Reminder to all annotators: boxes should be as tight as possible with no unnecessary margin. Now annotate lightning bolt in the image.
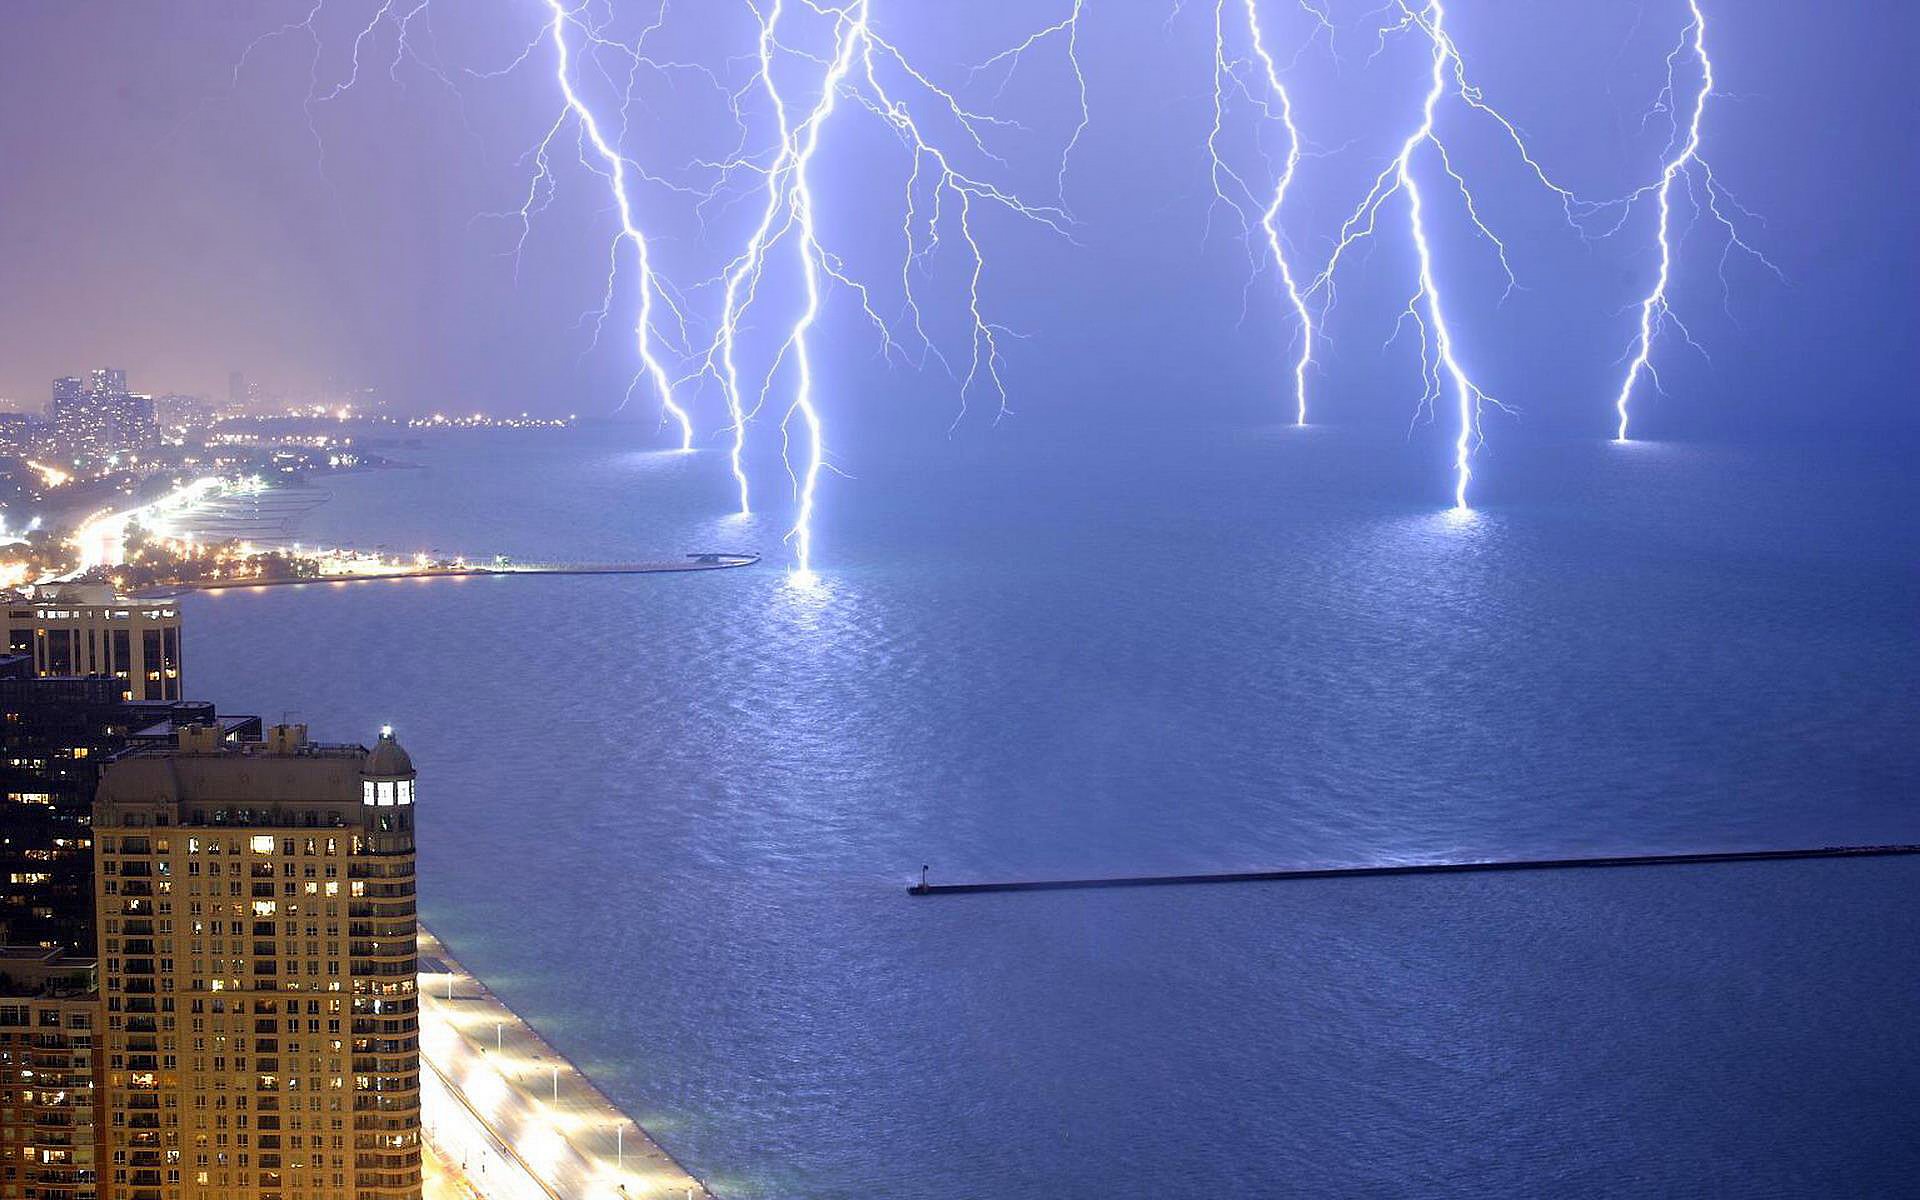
[540,0,694,450]
[1200,1,1330,426]
[1610,0,1779,442]
[1242,1,1316,427]
[769,0,864,585]
[1304,0,1606,509]
[689,0,1083,579]
[224,0,704,445]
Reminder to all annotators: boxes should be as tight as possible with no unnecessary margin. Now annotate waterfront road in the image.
[417,928,717,1200]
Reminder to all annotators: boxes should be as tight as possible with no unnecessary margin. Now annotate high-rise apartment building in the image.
[3,587,183,703]
[92,724,421,1200]
[0,947,102,1200]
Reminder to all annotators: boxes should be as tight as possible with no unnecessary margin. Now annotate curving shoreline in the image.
[146,554,760,595]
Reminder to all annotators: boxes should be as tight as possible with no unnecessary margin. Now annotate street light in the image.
[551,1065,560,1102]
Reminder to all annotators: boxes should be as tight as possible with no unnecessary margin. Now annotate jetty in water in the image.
[169,552,759,593]
[906,843,1920,897]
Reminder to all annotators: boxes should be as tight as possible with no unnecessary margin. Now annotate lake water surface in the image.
[186,424,1920,1198]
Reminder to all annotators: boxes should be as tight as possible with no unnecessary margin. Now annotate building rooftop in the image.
[1,583,175,610]
[0,946,96,999]
[366,727,414,777]
[101,723,413,810]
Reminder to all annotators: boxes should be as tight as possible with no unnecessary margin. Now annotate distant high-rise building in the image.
[47,372,154,457]
[3,586,183,702]
[152,395,210,436]
[93,725,423,1200]
[49,379,88,451]
[119,395,157,450]
[227,373,247,410]
[50,378,85,415]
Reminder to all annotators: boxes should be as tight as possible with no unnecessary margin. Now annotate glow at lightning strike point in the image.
[1612,0,1710,443]
[1241,0,1314,426]
[1404,2,1479,511]
[541,0,693,450]
[703,0,1079,577]
[1309,0,1534,511]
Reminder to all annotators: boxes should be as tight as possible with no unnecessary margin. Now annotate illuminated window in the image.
[249,837,274,855]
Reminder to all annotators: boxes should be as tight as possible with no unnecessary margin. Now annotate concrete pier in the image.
[907,843,1920,897]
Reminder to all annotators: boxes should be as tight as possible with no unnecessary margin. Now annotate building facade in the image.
[3,588,182,703]
[92,725,420,1200]
[0,947,102,1200]
[0,653,260,955]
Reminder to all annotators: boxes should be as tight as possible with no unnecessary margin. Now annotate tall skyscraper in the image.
[92,725,421,1200]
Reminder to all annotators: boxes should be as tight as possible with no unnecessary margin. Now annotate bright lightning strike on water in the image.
[1302,0,1616,510]
[690,0,1084,579]
[1202,1,1329,425]
[219,0,1779,557]
[1610,0,1780,443]
[539,0,694,450]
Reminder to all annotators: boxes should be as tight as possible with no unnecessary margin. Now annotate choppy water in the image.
[187,425,1920,1198]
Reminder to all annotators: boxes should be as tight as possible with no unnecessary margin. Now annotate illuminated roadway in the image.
[416,928,714,1200]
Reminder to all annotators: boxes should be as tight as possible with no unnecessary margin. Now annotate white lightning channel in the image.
[1309,0,1586,509]
[689,0,1081,577]
[542,0,693,449]
[1609,1,1777,441]
[1242,0,1314,426]
[776,1,864,584]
